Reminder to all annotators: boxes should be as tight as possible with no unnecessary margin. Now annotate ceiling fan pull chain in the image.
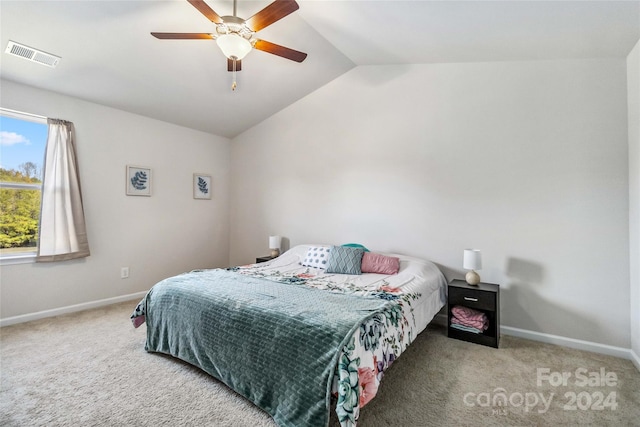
[231,58,238,91]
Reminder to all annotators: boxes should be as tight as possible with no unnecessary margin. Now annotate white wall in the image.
[230,59,630,348]
[0,79,231,319]
[628,41,640,361]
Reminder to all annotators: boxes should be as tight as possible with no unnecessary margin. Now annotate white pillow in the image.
[300,246,331,269]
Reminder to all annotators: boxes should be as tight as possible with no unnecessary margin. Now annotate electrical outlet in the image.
[121,267,129,279]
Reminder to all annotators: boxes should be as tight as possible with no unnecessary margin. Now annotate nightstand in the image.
[256,255,277,264]
[448,279,500,348]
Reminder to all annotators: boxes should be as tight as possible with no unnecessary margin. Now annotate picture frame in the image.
[126,165,152,196]
[193,173,212,199]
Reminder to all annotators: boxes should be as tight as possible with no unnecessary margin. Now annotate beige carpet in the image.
[1,301,639,427]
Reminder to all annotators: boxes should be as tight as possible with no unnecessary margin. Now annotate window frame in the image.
[0,108,47,265]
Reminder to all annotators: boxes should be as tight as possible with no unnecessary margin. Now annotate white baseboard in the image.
[435,317,637,371]
[4,296,640,374]
[501,325,637,367]
[0,291,146,327]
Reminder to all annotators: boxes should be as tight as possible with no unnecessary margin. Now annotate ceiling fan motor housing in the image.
[216,16,254,41]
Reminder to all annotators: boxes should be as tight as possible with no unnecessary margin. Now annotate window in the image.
[0,109,48,262]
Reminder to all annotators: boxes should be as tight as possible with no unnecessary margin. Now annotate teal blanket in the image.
[144,269,391,427]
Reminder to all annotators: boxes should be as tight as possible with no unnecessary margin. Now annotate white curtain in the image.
[36,119,90,262]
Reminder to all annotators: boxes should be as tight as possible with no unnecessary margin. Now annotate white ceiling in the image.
[1,1,639,138]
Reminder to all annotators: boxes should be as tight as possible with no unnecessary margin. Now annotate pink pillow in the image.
[361,252,400,275]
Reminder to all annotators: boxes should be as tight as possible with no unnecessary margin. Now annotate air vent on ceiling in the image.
[5,41,61,68]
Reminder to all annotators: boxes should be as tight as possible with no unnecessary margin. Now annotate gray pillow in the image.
[325,246,364,275]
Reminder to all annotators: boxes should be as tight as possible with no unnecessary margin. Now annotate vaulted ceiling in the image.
[1,1,638,138]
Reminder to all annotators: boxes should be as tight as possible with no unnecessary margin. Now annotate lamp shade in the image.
[463,249,482,270]
[269,235,282,250]
[216,34,252,60]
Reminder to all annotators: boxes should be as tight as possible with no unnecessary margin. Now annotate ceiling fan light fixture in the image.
[216,33,252,60]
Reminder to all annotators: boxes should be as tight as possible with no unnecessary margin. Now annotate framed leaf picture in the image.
[126,165,151,196]
[193,173,212,199]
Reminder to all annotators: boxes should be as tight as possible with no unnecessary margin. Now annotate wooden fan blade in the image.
[187,0,224,24]
[151,32,214,39]
[254,39,307,63]
[246,0,299,32]
[227,58,242,72]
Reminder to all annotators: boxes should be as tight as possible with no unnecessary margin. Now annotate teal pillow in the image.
[341,243,370,252]
[326,246,365,275]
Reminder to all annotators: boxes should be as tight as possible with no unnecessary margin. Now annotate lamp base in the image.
[465,270,480,286]
[270,248,280,258]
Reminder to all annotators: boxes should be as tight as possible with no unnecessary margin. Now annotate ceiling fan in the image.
[151,0,307,90]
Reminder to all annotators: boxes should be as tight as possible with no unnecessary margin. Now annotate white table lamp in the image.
[463,249,482,285]
[269,235,282,258]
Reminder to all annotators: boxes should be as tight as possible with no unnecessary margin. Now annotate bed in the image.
[131,244,447,427]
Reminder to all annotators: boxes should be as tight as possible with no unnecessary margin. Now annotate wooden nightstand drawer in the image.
[448,286,495,311]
